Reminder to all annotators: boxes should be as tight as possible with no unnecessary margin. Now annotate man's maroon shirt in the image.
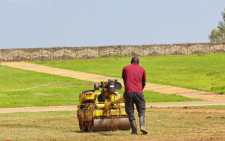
[122,63,146,94]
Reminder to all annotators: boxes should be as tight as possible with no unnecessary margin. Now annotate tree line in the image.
[209,8,225,42]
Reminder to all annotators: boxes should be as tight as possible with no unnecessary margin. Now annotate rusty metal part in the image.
[87,120,94,132]
[79,121,88,132]
[77,110,93,121]
[91,117,130,132]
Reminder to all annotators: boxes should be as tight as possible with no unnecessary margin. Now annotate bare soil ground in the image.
[1,108,225,141]
[147,108,225,115]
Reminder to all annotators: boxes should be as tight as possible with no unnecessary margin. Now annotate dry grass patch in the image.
[147,108,225,114]
[0,107,225,141]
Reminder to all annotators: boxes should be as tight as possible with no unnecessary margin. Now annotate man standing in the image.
[122,57,148,135]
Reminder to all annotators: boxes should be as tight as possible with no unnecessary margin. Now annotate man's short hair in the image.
[131,57,139,64]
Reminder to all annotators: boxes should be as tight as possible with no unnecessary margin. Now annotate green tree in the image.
[209,28,223,42]
[209,8,225,42]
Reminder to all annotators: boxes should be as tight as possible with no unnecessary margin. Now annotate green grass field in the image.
[33,53,225,94]
[0,65,94,108]
[1,106,225,141]
[0,65,195,108]
[1,53,225,140]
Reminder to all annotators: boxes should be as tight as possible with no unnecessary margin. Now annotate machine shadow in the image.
[65,130,114,136]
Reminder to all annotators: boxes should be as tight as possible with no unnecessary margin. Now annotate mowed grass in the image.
[1,106,225,141]
[33,53,225,94]
[0,65,94,108]
[0,65,196,108]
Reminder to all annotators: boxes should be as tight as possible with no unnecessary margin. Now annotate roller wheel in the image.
[87,121,94,132]
[79,121,88,132]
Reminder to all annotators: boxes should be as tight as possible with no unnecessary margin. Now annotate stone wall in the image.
[0,43,225,62]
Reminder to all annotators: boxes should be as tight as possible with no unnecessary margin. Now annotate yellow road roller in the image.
[77,79,130,132]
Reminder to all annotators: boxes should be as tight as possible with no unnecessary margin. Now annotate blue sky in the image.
[0,0,225,49]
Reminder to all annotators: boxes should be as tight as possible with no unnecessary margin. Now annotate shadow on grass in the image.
[65,130,114,136]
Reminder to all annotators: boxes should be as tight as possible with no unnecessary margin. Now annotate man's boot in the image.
[139,116,148,134]
[129,120,138,134]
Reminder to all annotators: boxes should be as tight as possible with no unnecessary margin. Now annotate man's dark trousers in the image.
[124,92,146,121]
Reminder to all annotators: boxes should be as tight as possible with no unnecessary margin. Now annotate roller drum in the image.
[92,117,130,132]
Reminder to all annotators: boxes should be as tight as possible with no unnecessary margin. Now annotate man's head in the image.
[131,57,139,65]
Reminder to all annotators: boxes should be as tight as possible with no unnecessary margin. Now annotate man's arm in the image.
[142,70,146,90]
[122,68,126,86]
[142,79,146,90]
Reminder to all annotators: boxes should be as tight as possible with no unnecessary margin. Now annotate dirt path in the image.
[1,62,225,113]
[1,101,225,113]
[0,106,76,113]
